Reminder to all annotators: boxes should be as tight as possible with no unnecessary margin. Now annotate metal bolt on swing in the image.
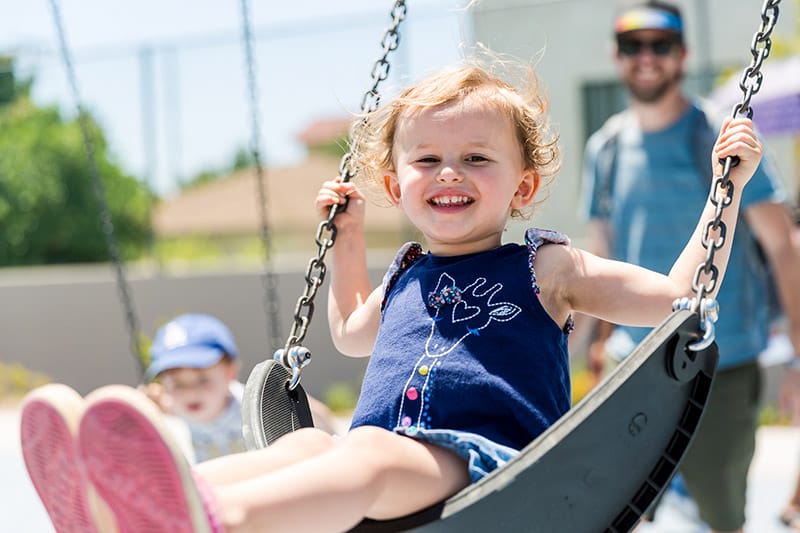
[673,297,719,352]
[273,346,312,391]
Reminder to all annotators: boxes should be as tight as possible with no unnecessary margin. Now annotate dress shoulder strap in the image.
[524,228,573,334]
[381,242,425,311]
[524,228,570,295]
[524,228,570,251]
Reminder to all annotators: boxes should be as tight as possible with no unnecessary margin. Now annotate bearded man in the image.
[580,2,800,532]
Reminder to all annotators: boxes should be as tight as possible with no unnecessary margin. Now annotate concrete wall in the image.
[0,262,385,400]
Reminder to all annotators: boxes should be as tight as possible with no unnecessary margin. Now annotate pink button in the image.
[406,387,419,401]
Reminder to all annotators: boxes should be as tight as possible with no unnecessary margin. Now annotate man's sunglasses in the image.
[617,37,680,57]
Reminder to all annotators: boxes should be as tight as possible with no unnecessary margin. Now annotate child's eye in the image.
[416,156,440,164]
[465,155,489,163]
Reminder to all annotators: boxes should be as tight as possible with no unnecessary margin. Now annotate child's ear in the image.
[382,172,402,206]
[225,359,240,381]
[511,169,540,209]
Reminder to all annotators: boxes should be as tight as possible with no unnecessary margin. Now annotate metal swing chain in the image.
[48,0,145,377]
[239,0,283,352]
[679,0,780,351]
[277,1,407,388]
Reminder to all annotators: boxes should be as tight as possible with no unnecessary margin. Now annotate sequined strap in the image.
[524,227,574,334]
[381,242,424,311]
[524,227,570,251]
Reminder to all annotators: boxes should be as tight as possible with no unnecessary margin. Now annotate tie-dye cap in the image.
[614,1,684,39]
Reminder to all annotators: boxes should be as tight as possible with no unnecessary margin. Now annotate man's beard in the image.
[625,70,684,104]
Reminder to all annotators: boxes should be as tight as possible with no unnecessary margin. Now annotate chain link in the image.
[239,0,283,351]
[280,1,406,382]
[691,0,780,307]
[735,0,780,119]
[48,0,145,379]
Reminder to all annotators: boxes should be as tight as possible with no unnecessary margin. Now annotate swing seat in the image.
[350,308,718,532]
[242,360,314,448]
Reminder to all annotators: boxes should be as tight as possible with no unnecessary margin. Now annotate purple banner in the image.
[750,93,800,136]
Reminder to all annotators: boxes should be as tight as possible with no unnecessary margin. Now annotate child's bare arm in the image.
[544,118,763,327]
[315,179,382,356]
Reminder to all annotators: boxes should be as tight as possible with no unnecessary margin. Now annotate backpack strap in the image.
[688,100,724,188]
[594,111,630,219]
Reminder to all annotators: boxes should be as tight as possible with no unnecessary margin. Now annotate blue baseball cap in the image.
[146,313,239,380]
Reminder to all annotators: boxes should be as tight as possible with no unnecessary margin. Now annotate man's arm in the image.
[746,200,800,423]
[746,201,800,355]
[586,219,613,258]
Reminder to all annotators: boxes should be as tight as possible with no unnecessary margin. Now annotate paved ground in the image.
[2,406,798,532]
[640,425,799,533]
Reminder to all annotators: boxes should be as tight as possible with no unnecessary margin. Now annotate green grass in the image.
[323,381,360,415]
[0,362,51,402]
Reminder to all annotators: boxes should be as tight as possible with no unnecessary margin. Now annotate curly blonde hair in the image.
[350,59,560,219]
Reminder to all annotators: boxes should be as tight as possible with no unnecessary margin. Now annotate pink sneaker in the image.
[20,384,99,533]
[78,385,224,533]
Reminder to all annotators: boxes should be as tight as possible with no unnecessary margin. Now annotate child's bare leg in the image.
[781,469,800,528]
[790,470,800,507]
[195,427,336,485]
[216,426,470,533]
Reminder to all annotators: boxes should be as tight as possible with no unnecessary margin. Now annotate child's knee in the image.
[342,427,406,468]
[290,427,336,454]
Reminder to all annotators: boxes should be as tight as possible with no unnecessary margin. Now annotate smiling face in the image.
[615,29,686,103]
[383,97,538,256]
[159,359,238,424]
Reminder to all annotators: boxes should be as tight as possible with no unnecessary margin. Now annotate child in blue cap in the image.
[145,313,338,461]
[19,313,338,532]
[143,313,247,463]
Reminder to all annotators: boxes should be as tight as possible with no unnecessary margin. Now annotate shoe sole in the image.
[78,385,212,533]
[20,384,99,533]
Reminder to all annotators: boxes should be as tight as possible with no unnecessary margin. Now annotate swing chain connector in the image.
[673,297,719,352]
[273,346,312,391]
[691,0,780,321]
[48,0,146,379]
[278,2,407,385]
[239,0,284,351]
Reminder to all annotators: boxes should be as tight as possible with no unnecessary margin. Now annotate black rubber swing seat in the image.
[349,308,718,532]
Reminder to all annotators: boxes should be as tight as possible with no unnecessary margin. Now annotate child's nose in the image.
[436,165,463,183]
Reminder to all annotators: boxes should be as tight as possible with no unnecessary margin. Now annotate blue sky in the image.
[0,1,470,195]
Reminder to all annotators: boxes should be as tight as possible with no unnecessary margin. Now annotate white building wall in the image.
[470,0,798,245]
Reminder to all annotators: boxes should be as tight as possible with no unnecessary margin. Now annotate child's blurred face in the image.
[159,360,237,424]
[385,97,537,256]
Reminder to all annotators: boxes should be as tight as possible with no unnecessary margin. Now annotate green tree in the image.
[0,71,152,265]
[0,56,16,105]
